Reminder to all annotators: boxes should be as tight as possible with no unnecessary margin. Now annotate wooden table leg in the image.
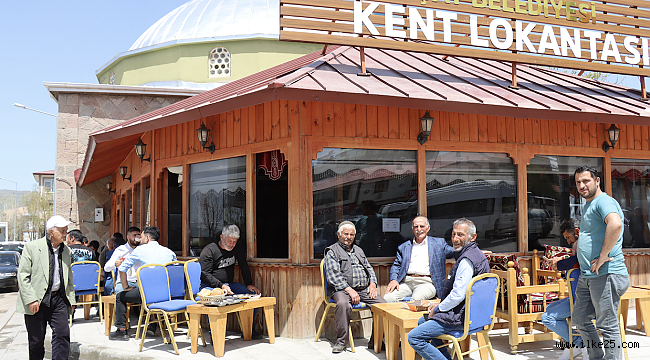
[621,299,630,329]
[373,313,384,354]
[239,309,254,341]
[209,314,228,357]
[104,301,114,336]
[400,327,416,360]
[263,305,275,344]
[189,312,199,354]
[637,297,650,336]
[460,336,470,353]
[84,295,92,320]
[386,322,399,360]
[636,299,643,331]
[477,333,489,360]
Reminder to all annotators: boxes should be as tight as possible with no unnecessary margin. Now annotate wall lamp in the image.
[119,166,131,183]
[106,182,116,194]
[196,123,216,154]
[417,110,435,145]
[602,124,620,153]
[134,139,151,163]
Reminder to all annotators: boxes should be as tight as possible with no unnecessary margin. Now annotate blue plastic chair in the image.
[70,261,103,325]
[136,264,201,355]
[435,273,500,360]
[184,258,201,301]
[166,261,187,300]
[314,259,371,353]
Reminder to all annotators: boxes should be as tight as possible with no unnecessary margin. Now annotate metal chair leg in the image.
[348,325,355,353]
[139,311,152,352]
[314,306,331,341]
[163,312,179,355]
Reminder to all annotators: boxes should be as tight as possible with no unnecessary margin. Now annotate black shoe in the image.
[332,343,346,353]
[109,329,129,341]
[146,324,157,337]
[251,330,262,340]
[368,339,385,350]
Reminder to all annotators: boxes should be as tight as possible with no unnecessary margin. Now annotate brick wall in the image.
[55,92,188,246]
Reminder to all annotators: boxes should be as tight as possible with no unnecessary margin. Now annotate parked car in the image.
[0,241,25,254]
[0,251,20,291]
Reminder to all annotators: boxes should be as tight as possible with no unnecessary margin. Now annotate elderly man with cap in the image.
[16,215,76,360]
[324,221,386,353]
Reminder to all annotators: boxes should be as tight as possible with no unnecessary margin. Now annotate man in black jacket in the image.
[199,224,260,296]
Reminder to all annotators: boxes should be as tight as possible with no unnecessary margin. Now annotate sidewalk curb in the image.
[44,338,158,360]
[0,303,17,332]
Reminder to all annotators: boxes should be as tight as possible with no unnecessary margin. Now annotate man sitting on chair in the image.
[542,218,589,360]
[408,218,489,360]
[324,221,386,354]
[384,216,455,302]
[109,226,176,341]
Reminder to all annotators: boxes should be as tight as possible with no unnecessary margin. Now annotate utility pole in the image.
[0,178,18,241]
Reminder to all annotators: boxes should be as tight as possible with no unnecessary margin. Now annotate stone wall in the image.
[55,92,188,246]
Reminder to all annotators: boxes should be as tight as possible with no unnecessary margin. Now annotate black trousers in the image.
[115,287,142,329]
[24,291,70,360]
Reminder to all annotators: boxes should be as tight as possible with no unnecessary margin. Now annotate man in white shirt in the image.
[384,216,455,302]
[104,227,140,294]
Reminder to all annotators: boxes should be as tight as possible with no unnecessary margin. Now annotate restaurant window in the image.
[126,190,132,227]
[167,167,183,254]
[611,158,650,249]
[189,156,246,257]
[527,155,603,251]
[425,152,517,252]
[312,148,417,258]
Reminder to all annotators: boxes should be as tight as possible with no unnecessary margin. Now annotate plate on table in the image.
[203,298,247,307]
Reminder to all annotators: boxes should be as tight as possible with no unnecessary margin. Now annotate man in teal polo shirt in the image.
[572,166,629,360]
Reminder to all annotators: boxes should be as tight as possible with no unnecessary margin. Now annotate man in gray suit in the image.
[17,215,76,360]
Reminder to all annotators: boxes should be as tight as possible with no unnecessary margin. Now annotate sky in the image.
[0,1,182,192]
[0,1,647,192]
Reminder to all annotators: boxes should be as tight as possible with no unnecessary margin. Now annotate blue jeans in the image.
[542,298,584,347]
[408,316,464,360]
[104,275,114,296]
[573,274,629,360]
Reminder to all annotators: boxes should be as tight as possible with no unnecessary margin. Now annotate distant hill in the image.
[0,189,31,208]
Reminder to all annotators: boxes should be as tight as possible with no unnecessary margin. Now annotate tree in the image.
[21,187,53,240]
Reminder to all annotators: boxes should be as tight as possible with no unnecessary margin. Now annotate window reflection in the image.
[425,152,517,252]
[527,155,603,251]
[312,148,417,258]
[189,157,246,256]
[611,158,650,248]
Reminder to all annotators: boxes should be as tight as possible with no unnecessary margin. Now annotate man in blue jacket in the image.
[384,216,455,302]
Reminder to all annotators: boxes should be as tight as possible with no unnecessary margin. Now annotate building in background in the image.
[32,170,54,195]
[48,0,321,243]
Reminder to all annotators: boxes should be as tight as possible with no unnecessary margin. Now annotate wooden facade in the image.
[107,99,650,338]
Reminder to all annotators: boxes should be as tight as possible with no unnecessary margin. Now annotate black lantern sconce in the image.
[602,124,620,153]
[134,139,151,163]
[417,111,435,145]
[196,123,215,154]
[106,182,116,194]
[119,166,131,183]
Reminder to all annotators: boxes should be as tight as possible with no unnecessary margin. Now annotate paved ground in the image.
[0,290,648,360]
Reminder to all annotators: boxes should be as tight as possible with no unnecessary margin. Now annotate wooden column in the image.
[288,100,304,264]
[246,150,256,259]
[417,143,427,216]
[514,150,530,255]
[181,161,189,257]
